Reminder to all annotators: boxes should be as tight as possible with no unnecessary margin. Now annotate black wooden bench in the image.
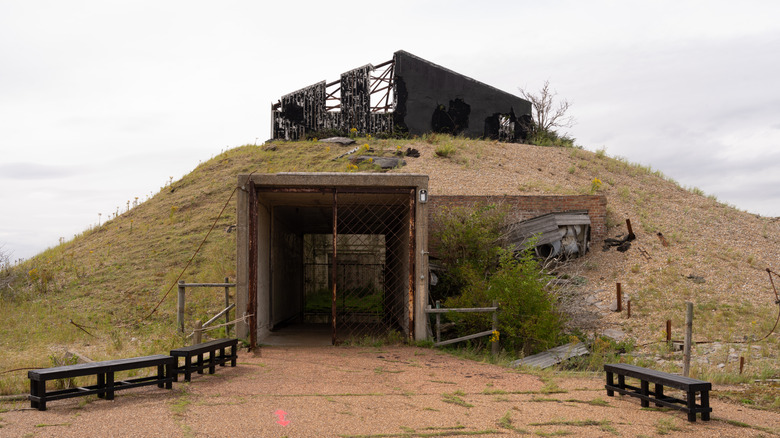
[28,354,175,411]
[604,363,711,422]
[170,338,238,382]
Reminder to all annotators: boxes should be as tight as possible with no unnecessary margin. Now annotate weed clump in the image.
[431,205,565,355]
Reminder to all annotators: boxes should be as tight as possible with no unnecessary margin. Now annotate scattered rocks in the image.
[405,148,420,158]
[354,156,406,169]
[684,274,706,284]
[602,328,626,341]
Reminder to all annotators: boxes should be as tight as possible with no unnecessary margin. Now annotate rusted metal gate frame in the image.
[248,185,416,346]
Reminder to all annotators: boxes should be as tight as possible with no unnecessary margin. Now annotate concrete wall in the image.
[271,210,303,327]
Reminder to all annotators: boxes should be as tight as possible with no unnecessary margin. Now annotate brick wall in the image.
[428,195,608,242]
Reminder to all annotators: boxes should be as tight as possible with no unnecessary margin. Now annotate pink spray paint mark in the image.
[274,409,291,426]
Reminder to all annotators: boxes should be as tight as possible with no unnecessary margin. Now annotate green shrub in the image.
[447,249,564,355]
[527,130,576,148]
[430,205,507,301]
[431,205,565,355]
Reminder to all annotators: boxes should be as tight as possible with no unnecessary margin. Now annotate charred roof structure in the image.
[272,50,532,142]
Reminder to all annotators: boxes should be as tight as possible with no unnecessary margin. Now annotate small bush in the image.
[527,130,576,148]
[435,142,457,158]
[430,205,507,301]
[431,205,565,355]
[447,250,565,355]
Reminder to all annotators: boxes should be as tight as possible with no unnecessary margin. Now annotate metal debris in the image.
[506,211,591,259]
[509,342,589,369]
[319,137,356,145]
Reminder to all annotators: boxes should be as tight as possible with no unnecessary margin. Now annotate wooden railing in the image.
[425,300,499,356]
[177,278,235,336]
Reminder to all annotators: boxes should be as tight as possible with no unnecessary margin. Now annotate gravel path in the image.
[2,346,778,437]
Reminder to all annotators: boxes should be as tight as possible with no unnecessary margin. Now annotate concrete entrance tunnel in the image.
[235,173,429,347]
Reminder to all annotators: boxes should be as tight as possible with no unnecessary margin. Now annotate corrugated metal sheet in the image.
[509,342,589,369]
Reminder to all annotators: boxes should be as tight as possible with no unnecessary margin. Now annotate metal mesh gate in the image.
[302,189,415,344]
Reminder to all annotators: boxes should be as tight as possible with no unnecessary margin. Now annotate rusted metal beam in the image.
[331,189,338,346]
[254,186,412,195]
[407,188,416,341]
[373,59,394,69]
[369,85,392,95]
[425,306,499,314]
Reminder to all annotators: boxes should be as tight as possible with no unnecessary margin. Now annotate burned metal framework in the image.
[272,60,396,141]
[271,50,532,142]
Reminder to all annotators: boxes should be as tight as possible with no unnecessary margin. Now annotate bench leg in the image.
[157,364,165,388]
[30,378,45,411]
[617,374,625,391]
[165,362,174,389]
[106,371,115,401]
[231,344,237,367]
[701,390,710,421]
[640,380,649,408]
[686,390,697,422]
[184,356,192,382]
[654,383,664,407]
[97,373,106,399]
[197,353,204,374]
[606,371,614,396]
[219,347,226,367]
[209,351,216,374]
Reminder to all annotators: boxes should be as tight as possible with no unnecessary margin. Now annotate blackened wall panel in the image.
[393,50,531,141]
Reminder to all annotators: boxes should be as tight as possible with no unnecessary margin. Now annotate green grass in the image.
[441,390,474,408]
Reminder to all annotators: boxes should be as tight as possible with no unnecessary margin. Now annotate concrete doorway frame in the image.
[235,173,429,349]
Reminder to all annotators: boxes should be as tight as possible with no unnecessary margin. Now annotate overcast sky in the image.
[2,0,779,261]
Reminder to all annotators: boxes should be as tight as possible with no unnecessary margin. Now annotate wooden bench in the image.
[28,354,175,411]
[170,338,238,382]
[604,363,711,422]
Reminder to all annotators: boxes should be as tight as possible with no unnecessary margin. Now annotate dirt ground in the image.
[2,346,778,437]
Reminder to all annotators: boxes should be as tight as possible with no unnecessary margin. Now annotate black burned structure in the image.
[272,50,532,142]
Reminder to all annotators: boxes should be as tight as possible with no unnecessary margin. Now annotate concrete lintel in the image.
[239,172,428,190]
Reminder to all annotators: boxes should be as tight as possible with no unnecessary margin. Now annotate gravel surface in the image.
[2,346,778,437]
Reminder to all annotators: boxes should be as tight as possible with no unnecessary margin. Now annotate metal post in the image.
[408,188,416,341]
[739,356,745,374]
[177,281,185,332]
[627,299,631,318]
[626,219,635,240]
[683,302,693,377]
[491,300,499,358]
[331,190,338,346]
[224,277,231,336]
[616,283,622,312]
[666,319,672,342]
[435,300,441,344]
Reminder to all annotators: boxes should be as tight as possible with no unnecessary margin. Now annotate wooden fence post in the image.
[683,302,693,377]
[177,281,186,333]
[193,320,203,346]
[666,319,672,342]
[491,300,499,358]
[224,277,231,336]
